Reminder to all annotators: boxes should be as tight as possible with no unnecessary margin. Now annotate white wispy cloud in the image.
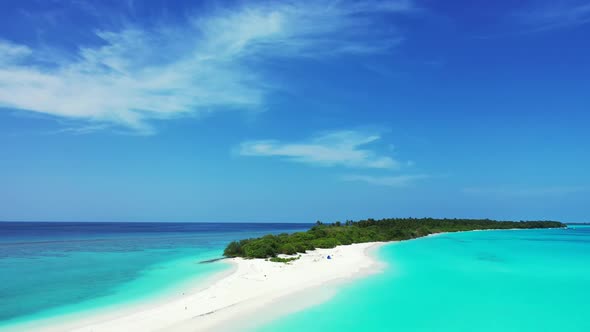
[513,1,590,31]
[0,1,412,133]
[239,130,401,169]
[0,40,32,64]
[342,174,428,187]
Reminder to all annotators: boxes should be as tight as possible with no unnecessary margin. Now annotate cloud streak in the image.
[0,40,32,64]
[513,1,590,31]
[239,130,401,169]
[342,174,428,187]
[0,1,412,133]
[463,186,588,197]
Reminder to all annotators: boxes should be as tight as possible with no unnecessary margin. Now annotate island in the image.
[224,218,565,258]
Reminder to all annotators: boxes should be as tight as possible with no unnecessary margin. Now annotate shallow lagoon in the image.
[257,226,590,332]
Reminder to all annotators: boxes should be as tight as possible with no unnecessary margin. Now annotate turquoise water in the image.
[258,226,590,332]
[0,222,310,329]
[2,224,588,331]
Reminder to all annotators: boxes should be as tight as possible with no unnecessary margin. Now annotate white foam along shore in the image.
[12,242,386,332]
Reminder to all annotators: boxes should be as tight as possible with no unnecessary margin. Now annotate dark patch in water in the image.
[445,237,470,243]
[199,257,226,264]
[477,252,504,263]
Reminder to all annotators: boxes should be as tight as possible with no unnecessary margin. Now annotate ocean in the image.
[0,222,310,329]
[257,225,590,332]
[1,223,588,331]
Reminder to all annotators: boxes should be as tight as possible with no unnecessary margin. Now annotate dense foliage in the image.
[223,218,565,259]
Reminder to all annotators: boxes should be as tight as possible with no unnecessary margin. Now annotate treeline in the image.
[223,218,565,259]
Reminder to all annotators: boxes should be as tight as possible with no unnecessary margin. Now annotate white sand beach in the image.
[18,242,385,332]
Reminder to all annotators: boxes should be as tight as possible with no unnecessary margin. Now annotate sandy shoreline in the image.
[10,242,386,332]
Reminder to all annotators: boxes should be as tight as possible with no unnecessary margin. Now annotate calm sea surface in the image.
[1,223,588,331]
[0,222,310,328]
[257,225,590,332]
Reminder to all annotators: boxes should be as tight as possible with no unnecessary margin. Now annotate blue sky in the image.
[0,0,588,222]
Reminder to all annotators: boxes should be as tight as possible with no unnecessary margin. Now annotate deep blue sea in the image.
[0,222,310,329]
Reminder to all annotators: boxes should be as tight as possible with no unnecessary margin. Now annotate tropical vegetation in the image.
[224,218,565,259]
